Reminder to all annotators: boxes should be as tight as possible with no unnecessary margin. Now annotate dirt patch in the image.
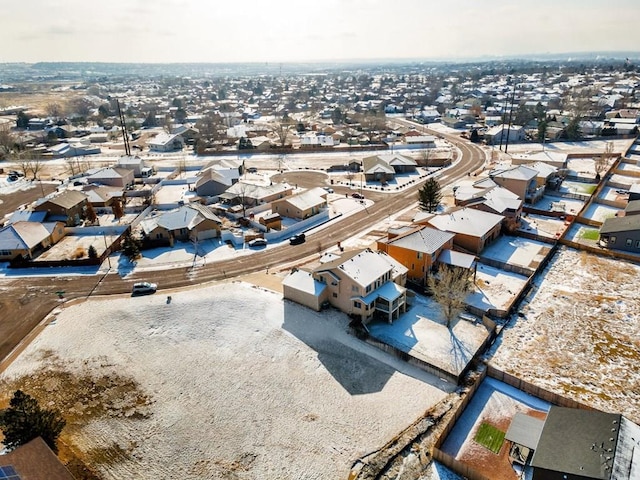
[0,350,152,475]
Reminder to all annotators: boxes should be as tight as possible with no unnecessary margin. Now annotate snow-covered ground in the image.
[440,377,550,480]
[489,247,640,424]
[367,294,491,379]
[0,282,453,479]
[480,236,551,270]
[580,202,620,223]
[469,264,529,313]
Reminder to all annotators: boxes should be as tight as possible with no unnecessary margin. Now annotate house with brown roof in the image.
[33,190,89,226]
[0,437,75,480]
[86,167,135,189]
[489,165,542,204]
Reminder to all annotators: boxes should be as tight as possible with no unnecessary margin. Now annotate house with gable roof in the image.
[418,207,504,254]
[0,221,65,261]
[34,190,89,226]
[140,204,222,244]
[362,153,417,182]
[283,249,408,323]
[376,225,455,286]
[271,187,328,220]
[490,164,542,204]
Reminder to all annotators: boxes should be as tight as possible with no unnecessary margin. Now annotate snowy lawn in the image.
[367,294,491,379]
[469,264,529,313]
[563,223,601,245]
[528,194,585,215]
[580,202,621,223]
[517,213,567,239]
[480,236,552,270]
[440,377,549,480]
[0,282,452,479]
[489,247,640,424]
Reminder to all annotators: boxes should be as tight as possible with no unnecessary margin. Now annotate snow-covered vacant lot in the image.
[0,282,452,479]
[490,247,640,424]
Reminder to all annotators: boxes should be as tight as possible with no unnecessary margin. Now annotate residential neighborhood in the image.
[0,56,639,480]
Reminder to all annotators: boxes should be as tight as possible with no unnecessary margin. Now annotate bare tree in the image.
[18,152,43,181]
[595,141,613,180]
[46,102,63,118]
[0,127,16,160]
[273,121,293,147]
[427,265,472,329]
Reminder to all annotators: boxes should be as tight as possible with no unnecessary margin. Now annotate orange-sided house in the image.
[376,225,455,287]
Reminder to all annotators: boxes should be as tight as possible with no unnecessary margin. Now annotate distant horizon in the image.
[3,0,639,64]
[4,50,640,67]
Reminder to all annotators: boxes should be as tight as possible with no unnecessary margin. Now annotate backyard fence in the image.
[486,365,601,411]
[431,449,492,480]
[477,257,535,278]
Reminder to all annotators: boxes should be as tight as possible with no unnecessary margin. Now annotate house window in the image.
[610,236,616,244]
[353,301,362,309]
[636,240,640,249]
[319,275,324,283]
[626,238,633,247]
[365,285,371,293]
[417,252,422,259]
[0,250,11,256]
[332,293,337,298]
[351,285,359,294]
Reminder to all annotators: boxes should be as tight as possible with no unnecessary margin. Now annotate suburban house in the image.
[376,225,455,286]
[0,221,65,261]
[300,132,336,147]
[271,187,328,220]
[485,124,525,145]
[140,204,222,245]
[116,155,154,178]
[454,178,523,228]
[0,437,75,480]
[510,150,568,169]
[403,135,437,148]
[527,406,640,480]
[34,190,90,226]
[220,181,293,208]
[598,215,640,252]
[283,249,408,323]
[362,153,417,182]
[418,207,504,254]
[47,141,101,158]
[490,165,542,204]
[81,185,124,208]
[149,132,184,152]
[195,167,239,197]
[86,167,135,189]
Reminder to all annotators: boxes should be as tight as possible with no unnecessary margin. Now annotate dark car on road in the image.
[289,233,306,245]
[351,192,364,199]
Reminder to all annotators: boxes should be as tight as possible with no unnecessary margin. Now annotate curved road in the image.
[0,126,486,366]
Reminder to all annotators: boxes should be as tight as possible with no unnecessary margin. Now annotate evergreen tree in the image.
[0,390,66,453]
[418,178,442,213]
[88,245,98,259]
[121,231,142,262]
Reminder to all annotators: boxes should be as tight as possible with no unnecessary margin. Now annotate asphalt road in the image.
[0,128,486,367]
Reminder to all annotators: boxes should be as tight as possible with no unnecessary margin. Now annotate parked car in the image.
[248,238,268,247]
[131,282,157,295]
[247,167,258,173]
[289,233,306,245]
[323,187,334,194]
[351,192,364,199]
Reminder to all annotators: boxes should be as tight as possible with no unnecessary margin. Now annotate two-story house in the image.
[33,190,89,226]
[490,165,542,204]
[376,225,455,287]
[283,249,408,324]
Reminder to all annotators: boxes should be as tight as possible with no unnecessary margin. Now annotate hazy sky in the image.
[2,0,639,63]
